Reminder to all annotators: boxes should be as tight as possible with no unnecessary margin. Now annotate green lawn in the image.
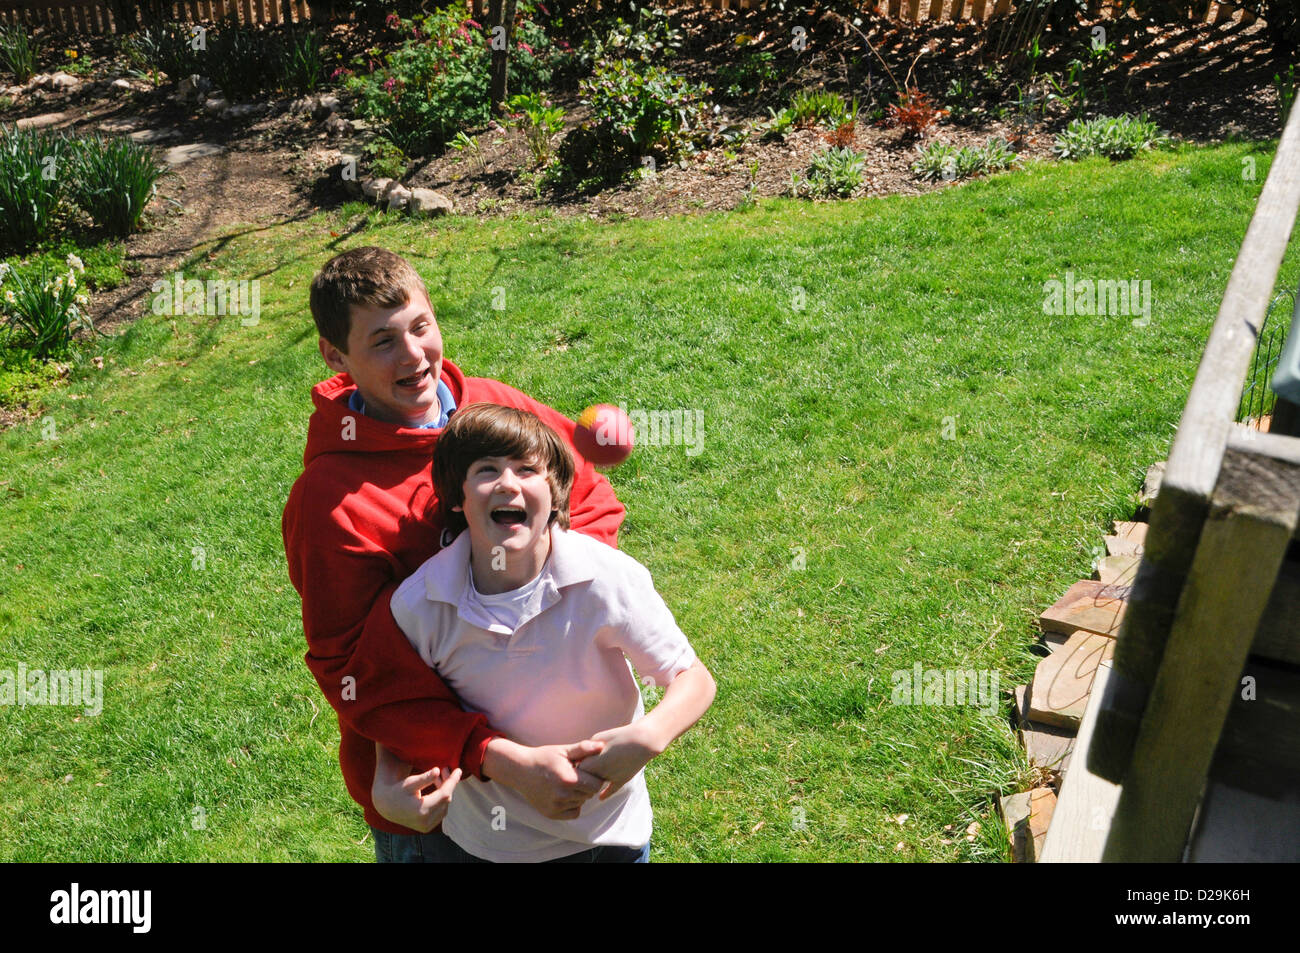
[1,141,1294,861]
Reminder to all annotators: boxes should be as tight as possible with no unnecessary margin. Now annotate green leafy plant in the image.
[788,89,859,130]
[278,27,326,96]
[448,131,485,174]
[67,135,172,237]
[506,92,565,166]
[0,125,72,254]
[575,5,683,69]
[912,138,1020,182]
[1276,64,1296,126]
[0,23,40,84]
[792,146,865,198]
[122,21,204,87]
[717,49,777,99]
[364,137,409,180]
[1053,113,1169,160]
[557,58,712,183]
[61,47,96,78]
[0,254,94,361]
[346,8,554,156]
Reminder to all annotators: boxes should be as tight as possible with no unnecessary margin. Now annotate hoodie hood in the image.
[303,360,468,467]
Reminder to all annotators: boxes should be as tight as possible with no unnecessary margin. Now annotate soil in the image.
[0,6,1290,428]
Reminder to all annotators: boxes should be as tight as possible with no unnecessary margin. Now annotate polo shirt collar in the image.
[422,523,597,610]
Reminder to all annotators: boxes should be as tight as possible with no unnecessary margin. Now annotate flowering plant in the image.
[0,254,93,360]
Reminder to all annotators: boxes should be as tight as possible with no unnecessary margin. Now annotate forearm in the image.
[636,659,716,755]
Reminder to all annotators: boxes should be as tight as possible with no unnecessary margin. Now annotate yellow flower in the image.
[3,290,15,305]
[66,49,78,59]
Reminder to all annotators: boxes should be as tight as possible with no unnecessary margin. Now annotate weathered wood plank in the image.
[1040,662,1120,862]
[1207,658,1300,799]
[1090,100,1300,783]
[1187,782,1300,861]
[1102,441,1300,861]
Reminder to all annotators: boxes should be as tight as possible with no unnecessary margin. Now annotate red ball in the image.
[573,404,634,468]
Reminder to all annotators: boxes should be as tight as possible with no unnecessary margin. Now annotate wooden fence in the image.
[0,0,1259,35]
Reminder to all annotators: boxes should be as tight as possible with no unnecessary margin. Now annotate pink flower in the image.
[383,77,397,91]
[557,40,571,50]
[537,2,549,13]
[518,41,534,54]
[458,26,469,40]
[385,12,400,28]
[465,18,481,28]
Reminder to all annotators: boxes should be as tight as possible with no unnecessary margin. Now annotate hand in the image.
[484,738,607,820]
[574,722,661,801]
[371,742,462,834]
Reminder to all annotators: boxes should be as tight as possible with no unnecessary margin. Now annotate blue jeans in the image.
[372,827,649,864]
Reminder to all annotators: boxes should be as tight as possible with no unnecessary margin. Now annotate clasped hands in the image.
[370,722,659,834]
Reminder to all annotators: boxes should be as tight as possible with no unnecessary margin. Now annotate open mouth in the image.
[396,368,431,388]
[491,507,528,526]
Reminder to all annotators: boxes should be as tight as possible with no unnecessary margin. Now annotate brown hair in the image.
[433,403,576,538]
[309,246,430,353]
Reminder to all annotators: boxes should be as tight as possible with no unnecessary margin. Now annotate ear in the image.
[318,336,349,375]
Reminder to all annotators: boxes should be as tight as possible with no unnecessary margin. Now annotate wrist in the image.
[632,718,670,758]
[482,737,527,786]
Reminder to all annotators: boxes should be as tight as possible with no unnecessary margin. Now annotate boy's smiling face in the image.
[457,454,554,589]
[318,289,444,426]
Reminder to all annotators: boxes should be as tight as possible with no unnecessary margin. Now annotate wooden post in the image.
[1102,431,1300,861]
[1088,98,1300,783]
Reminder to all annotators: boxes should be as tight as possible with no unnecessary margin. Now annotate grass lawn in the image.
[1,141,1294,861]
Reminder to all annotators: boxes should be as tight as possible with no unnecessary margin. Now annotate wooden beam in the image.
[1102,438,1300,861]
[1089,97,1300,783]
[1040,662,1121,862]
[927,0,944,19]
[1207,658,1300,800]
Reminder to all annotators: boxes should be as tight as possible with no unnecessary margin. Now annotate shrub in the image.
[886,88,947,137]
[364,137,410,180]
[793,146,865,198]
[67,135,171,237]
[574,5,683,70]
[1276,64,1296,126]
[822,119,856,149]
[557,59,711,182]
[0,255,93,361]
[206,24,285,101]
[0,125,72,254]
[1053,113,1169,160]
[912,138,1021,182]
[507,92,565,167]
[122,21,205,86]
[347,7,556,155]
[0,23,40,84]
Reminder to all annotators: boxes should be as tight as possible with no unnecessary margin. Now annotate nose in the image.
[399,331,423,364]
[494,466,522,492]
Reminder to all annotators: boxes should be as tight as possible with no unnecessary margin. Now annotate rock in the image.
[127,127,180,143]
[3,85,23,99]
[1094,552,1140,586]
[1000,791,1031,863]
[313,94,340,119]
[49,72,79,90]
[204,97,229,114]
[1139,460,1166,507]
[161,142,226,167]
[225,103,263,119]
[361,177,392,201]
[1039,579,1128,639]
[408,188,453,217]
[175,74,201,100]
[30,73,52,89]
[15,111,68,130]
[324,115,352,138]
[289,95,315,115]
[386,184,412,211]
[1026,788,1056,862]
[1104,520,1147,558]
[110,78,133,92]
[1027,629,1116,730]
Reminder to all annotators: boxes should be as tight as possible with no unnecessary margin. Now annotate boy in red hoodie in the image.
[282,246,626,860]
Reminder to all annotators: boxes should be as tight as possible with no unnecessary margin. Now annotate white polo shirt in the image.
[390,524,697,862]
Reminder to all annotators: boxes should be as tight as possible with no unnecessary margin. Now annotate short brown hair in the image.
[309,246,430,353]
[433,403,576,538]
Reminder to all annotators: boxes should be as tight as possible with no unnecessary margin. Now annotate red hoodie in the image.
[282,361,625,834]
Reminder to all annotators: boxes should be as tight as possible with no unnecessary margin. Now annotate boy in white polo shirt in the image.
[389,402,716,862]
